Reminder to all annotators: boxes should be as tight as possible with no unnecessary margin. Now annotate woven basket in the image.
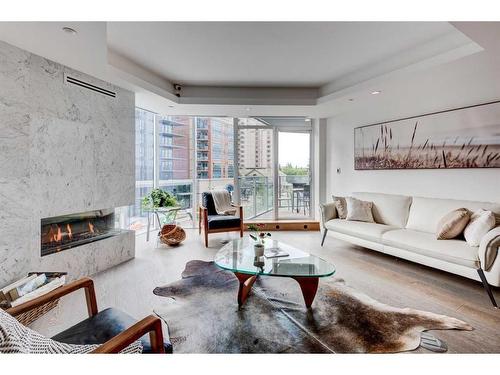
[159,224,186,246]
[15,299,59,326]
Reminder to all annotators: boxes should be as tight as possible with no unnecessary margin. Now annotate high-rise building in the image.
[237,128,273,175]
[196,117,234,179]
[157,115,191,181]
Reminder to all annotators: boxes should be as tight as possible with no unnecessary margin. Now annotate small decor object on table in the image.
[159,224,186,246]
[0,272,66,326]
[247,223,271,244]
[247,223,271,257]
[254,242,265,257]
[264,246,289,259]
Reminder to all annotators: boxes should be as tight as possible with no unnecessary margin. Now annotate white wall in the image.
[325,51,500,203]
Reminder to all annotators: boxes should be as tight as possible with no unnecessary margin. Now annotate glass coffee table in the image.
[214,238,335,308]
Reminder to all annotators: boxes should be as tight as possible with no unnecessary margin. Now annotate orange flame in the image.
[54,226,62,242]
[88,222,95,234]
[66,224,73,240]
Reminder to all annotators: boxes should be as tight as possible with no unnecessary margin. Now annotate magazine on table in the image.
[264,246,289,258]
[262,241,310,260]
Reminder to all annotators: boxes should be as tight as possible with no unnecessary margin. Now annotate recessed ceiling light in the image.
[305,118,311,122]
[348,98,354,102]
[371,90,381,95]
[245,107,251,111]
[62,27,77,35]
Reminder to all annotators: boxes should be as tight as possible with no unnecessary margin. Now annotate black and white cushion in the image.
[0,309,142,354]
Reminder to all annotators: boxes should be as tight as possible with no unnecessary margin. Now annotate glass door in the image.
[237,126,274,220]
[236,117,313,221]
[276,131,312,220]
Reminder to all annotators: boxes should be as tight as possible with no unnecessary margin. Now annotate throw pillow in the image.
[436,208,471,240]
[332,196,347,219]
[464,209,496,247]
[0,309,142,354]
[345,197,374,223]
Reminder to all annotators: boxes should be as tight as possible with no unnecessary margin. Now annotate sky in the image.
[278,132,310,168]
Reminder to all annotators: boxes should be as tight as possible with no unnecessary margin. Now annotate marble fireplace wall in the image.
[0,40,135,285]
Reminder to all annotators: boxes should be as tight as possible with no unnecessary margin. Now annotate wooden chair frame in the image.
[199,204,244,247]
[6,277,166,354]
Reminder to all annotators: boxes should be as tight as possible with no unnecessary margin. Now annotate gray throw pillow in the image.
[332,196,347,219]
[345,197,374,223]
[436,208,470,240]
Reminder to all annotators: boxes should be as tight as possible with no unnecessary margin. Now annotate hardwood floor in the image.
[31,229,500,353]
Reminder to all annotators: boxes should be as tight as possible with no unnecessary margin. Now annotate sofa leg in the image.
[321,229,328,247]
[477,269,498,308]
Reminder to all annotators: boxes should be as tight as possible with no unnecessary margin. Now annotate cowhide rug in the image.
[153,260,472,353]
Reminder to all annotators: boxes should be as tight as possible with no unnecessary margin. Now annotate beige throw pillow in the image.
[345,197,374,223]
[332,195,347,219]
[436,208,470,240]
[464,209,496,247]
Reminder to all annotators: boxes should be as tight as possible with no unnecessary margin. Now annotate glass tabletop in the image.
[214,238,335,278]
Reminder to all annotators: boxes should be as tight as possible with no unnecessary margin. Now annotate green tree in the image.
[280,163,308,176]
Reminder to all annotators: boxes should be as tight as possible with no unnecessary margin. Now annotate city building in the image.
[196,117,234,179]
[238,128,273,176]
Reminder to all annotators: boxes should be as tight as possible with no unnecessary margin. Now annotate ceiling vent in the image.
[64,74,116,98]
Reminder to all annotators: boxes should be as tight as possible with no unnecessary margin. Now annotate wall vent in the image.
[64,74,116,98]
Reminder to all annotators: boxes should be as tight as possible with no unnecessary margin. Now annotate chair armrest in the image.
[91,315,165,354]
[6,277,98,318]
[319,202,337,227]
[479,226,500,271]
[231,204,244,219]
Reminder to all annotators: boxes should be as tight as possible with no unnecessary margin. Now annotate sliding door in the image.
[276,130,312,220]
[236,117,313,221]
[237,125,274,220]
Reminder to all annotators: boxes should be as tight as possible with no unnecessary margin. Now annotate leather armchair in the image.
[199,192,243,247]
[6,278,172,353]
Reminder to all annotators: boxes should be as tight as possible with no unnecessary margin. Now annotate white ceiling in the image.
[107,22,466,88]
[0,22,108,80]
[0,21,496,120]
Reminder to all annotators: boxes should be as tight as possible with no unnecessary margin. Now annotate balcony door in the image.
[276,130,312,220]
[236,117,313,221]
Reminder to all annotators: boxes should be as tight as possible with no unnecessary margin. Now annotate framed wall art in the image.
[354,100,500,170]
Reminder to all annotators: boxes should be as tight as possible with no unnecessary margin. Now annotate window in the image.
[228,163,234,178]
[129,109,155,231]
[212,163,222,178]
[133,112,235,231]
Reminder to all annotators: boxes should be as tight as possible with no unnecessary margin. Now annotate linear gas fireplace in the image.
[41,209,124,257]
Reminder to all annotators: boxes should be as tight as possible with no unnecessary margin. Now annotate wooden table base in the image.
[234,273,258,307]
[292,277,319,308]
[233,273,319,308]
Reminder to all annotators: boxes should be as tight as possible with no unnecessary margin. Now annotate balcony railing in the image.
[238,176,273,220]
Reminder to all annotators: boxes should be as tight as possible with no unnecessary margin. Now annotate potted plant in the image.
[141,189,178,210]
[247,224,271,257]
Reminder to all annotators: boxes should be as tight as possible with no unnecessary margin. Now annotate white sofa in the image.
[320,192,500,307]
